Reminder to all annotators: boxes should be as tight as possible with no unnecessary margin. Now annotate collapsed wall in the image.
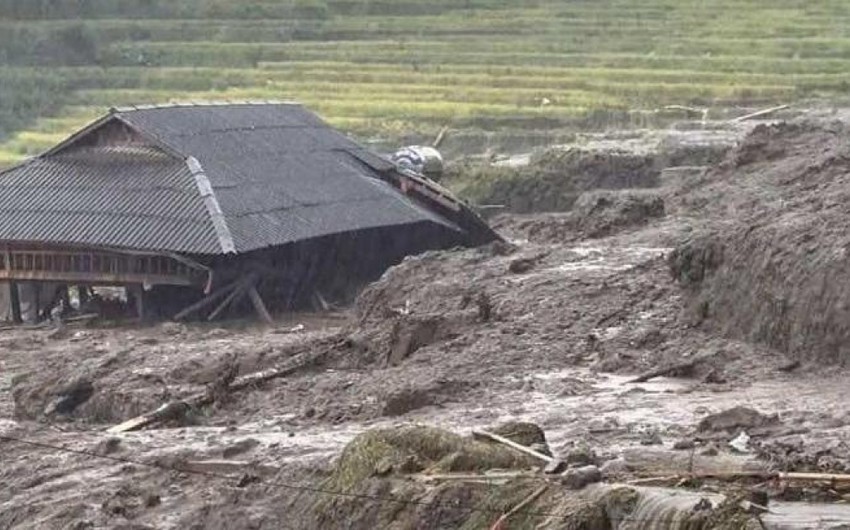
[669,121,850,362]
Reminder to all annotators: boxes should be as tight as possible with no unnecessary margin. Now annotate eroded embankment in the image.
[668,121,850,362]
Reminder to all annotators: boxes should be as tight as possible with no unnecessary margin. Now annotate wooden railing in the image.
[0,247,203,286]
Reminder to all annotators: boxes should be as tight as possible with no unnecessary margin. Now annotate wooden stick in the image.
[472,430,554,464]
[433,125,449,149]
[490,485,549,530]
[732,104,789,123]
[247,285,273,324]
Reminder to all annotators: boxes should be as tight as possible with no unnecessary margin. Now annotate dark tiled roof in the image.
[0,147,220,253]
[0,103,466,255]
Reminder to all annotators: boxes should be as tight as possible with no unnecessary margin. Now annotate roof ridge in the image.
[111,100,302,113]
[185,156,236,255]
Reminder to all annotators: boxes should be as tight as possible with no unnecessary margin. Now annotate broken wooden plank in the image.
[627,353,715,384]
[472,430,564,473]
[247,285,273,325]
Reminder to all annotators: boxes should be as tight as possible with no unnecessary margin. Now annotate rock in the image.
[488,422,551,456]
[222,438,261,459]
[702,368,727,384]
[728,431,751,453]
[159,322,185,336]
[44,378,95,415]
[565,446,598,467]
[380,387,434,417]
[701,445,719,456]
[47,326,70,341]
[508,258,536,274]
[560,465,602,489]
[96,437,123,455]
[697,406,779,433]
[205,328,229,339]
[144,493,161,508]
[600,457,630,478]
[673,439,696,451]
[640,431,663,446]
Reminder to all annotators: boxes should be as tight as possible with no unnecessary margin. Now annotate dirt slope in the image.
[669,121,850,362]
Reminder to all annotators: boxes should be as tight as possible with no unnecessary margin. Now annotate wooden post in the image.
[130,284,145,321]
[9,281,21,324]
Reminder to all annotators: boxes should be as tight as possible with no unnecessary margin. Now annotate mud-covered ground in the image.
[3,117,850,529]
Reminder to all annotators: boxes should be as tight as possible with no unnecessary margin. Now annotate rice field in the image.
[1,0,850,164]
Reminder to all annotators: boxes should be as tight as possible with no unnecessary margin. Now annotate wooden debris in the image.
[627,353,715,384]
[181,459,278,477]
[731,104,789,123]
[107,401,190,434]
[247,285,274,324]
[174,281,240,321]
[490,484,549,530]
[627,475,682,486]
[414,472,535,483]
[107,344,336,433]
[473,429,564,473]
[207,283,248,321]
[433,125,449,149]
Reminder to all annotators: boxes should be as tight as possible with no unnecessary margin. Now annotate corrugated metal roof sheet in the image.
[114,103,459,254]
[0,148,220,253]
[0,103,464,255]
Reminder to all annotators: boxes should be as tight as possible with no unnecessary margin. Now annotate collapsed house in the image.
[0,102,497,323]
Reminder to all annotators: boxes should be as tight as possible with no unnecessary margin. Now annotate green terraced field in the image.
[1,0,849,164]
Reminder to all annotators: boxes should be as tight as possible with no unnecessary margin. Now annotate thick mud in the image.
[3,117,850,529]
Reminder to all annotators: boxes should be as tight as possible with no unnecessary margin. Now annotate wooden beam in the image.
[472,430,564,473]
[247,285,273,324]
[0,270,197,287]
[173,280,239,321]
[207,283,247,321]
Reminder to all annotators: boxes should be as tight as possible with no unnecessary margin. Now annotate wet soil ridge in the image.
[500,189,666,244]
[452,147,660,213]
[669,121,850,362]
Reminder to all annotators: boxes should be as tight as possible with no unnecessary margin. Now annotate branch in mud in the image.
[107,342,341,433]
[626,352,716,384]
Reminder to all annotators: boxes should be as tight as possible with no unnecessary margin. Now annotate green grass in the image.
[2,0,850,165]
